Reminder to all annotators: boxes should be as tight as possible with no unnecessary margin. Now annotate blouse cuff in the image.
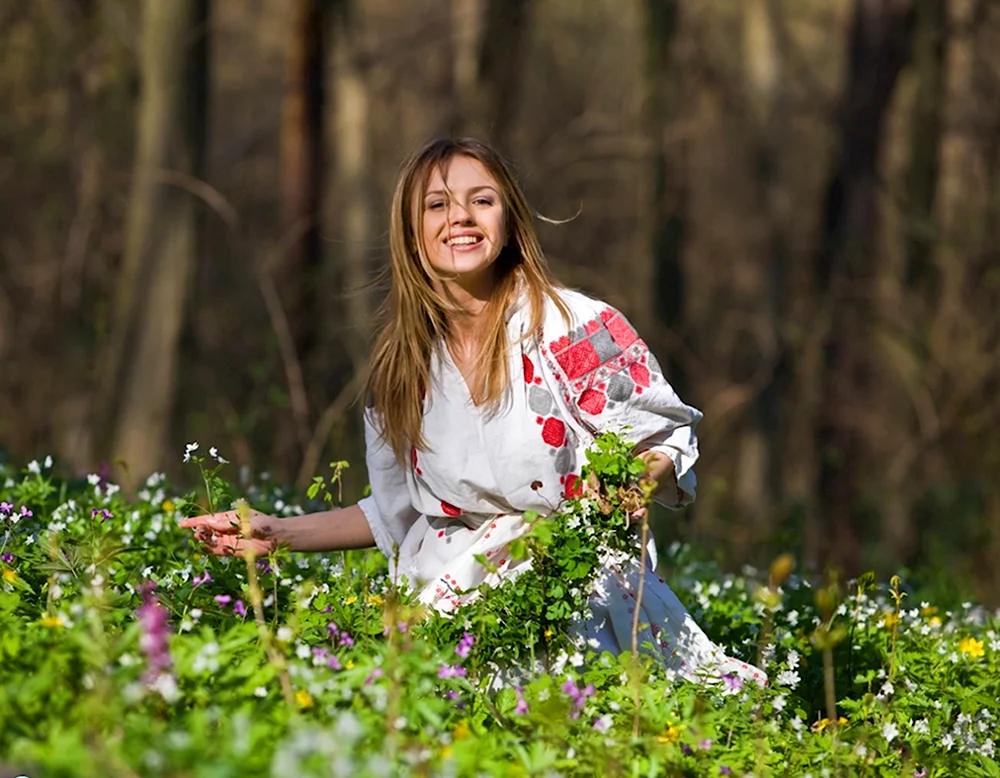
[358,494,396,559]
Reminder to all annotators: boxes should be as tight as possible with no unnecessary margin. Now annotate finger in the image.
[180,512,240,532]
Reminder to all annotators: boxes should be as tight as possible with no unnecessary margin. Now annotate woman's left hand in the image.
[629,450,678,524]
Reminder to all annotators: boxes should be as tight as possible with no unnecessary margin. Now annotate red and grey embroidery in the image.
[541,307,664,419]
[523,352,578,478]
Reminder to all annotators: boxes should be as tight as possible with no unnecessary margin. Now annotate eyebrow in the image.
[423,185,499,199]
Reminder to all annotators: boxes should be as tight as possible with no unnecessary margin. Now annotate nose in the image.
[449,199,473,225]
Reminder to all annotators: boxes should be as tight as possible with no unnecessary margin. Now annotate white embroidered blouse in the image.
[358,288,765,685]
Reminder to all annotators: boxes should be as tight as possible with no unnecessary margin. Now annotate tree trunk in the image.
[279,0,326,368]
[329,0,375,371]
[108,0,210,484]
[882,0,947,565]
[731,0,789,555]
[813,0,914,572]
[641,0,686,393]
[451,0,530,150]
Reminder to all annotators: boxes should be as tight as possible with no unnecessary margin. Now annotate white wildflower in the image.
[183,442,199,463]
[882,722,899,742]
[776,670,800,688]
[593,714,613,733]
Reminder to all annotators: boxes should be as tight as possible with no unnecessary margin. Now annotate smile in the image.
[446,235,484,247]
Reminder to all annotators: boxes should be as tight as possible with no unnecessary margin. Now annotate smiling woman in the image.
[181,137,766,687]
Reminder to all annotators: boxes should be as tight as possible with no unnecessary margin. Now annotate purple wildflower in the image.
[365,668,384,685]
[720,769,733,776]
[137,582,172,683]
[91,508,112,522]
[561,679,595,718]
[682,744,694,756]
[232,600,247,617]
[437,664,468,679]
[913,770,928,778]
[214,594,232,607]
[0,502,12,516]
[339,631,354,648]
[1,553,13,564]
[514,686,529,715]
[455,632,475,659]
[721,673,743,692]
[328,655,342,670]
[192,571,211,587]
[699,738,713,751]
[19,506,32,519]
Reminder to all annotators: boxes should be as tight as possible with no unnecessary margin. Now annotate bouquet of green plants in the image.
[417,431,653,670]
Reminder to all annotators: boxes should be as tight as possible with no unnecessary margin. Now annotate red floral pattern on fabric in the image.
[629,361,650,388]
[563,473,583,499]
[411,447,423,476]
[440,501,462,517]
[555,339,601,380]
[522,353,535,384]
[541,417,566,448]
[577,388,607,415]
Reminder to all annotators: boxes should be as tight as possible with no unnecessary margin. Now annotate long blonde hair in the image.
[367,137,569,463]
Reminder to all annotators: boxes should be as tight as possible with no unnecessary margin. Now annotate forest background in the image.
[1,0,998,603]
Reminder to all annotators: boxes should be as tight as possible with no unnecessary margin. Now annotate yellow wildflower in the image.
[811,718,830,733]
[40,614,65,629]
[345,659,355,669]
[920,604,937,617]
[2,568,17,584]
[882,612,900,628]
[838,717,848,727]
[162,500,175,512]
[958,637,985,658]
[366,594,384,607]
[295,689,314,709]
[544,627,555,639]
[453,721,471,741]
[344,596,358,606]
[929,616,942,628]
[657,724,682,743]
[440,745,453,759]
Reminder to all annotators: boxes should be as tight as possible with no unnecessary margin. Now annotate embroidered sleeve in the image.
[539,302,702,508]
[360,407,421,557]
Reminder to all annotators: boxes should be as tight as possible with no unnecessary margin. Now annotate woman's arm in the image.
[180,503,375,556]
[259,504,375,552]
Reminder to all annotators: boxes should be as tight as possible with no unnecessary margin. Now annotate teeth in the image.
[448,235,481,245]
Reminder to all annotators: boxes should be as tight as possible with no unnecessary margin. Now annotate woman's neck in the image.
[436,269,498,356]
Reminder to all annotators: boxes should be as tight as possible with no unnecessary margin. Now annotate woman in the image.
[182,138,764,686]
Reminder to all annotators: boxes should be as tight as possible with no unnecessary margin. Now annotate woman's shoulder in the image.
[540,287,631,336]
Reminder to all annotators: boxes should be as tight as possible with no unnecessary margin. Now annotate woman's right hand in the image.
[179,509,278,557]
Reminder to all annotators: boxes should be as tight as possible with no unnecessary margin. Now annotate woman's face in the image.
[419,155,507,293]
